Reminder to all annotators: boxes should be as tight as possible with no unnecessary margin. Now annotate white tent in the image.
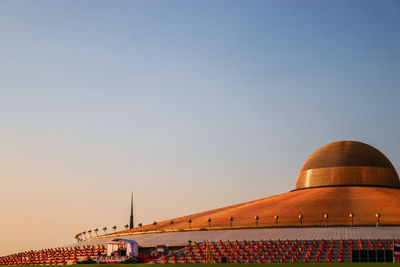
[107,238,139,257]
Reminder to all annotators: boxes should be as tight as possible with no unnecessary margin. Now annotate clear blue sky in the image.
[0,0,399,256]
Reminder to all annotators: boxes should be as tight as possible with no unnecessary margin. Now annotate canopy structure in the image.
[106,238,138,257]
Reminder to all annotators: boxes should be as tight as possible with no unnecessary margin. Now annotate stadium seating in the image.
[0,245,105,265]
[152,239,396,264]
[1,239,398,265]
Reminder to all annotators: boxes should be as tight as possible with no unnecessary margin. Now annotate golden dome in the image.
[115,140,400,232]
[295,141,400,190]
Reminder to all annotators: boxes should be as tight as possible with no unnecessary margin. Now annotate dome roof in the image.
[295,141,400,190]
[110,140,400,234]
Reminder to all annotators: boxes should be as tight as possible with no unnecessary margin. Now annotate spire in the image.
[129,193,134,229]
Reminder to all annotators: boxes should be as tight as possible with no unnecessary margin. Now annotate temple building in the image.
[119,140,400,231]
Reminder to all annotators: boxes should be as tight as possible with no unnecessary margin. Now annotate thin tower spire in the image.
[129,193,134,229]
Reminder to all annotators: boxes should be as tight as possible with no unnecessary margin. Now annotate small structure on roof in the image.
[107,238,138,257]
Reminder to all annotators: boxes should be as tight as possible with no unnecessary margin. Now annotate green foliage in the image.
[120,257,138,264]
[76,257,97,264]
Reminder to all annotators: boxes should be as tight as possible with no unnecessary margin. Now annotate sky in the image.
[0,0,399,256]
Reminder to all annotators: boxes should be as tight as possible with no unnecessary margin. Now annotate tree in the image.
[75,233,82,242]
[254,216,259,228]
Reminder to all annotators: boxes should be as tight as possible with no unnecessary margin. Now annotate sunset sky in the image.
[1,0,400,256]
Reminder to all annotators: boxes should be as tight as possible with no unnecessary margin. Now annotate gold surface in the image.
[296,166,400,189]
[295,141,400,189]
[110,141,400,235]
[118,186,400,233]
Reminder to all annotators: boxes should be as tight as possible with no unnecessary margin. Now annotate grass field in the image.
[66,264,399,267]
[5,264,400,267]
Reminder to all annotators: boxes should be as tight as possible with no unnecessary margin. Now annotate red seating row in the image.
[2,238,397,265]
[0,245,105,266]
[154,239,397,264]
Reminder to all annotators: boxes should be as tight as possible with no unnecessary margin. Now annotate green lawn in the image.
[66,264,400,266]
[4,264,400,267]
